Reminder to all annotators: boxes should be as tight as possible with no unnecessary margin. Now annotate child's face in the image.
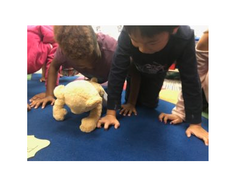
[128,31,170,54]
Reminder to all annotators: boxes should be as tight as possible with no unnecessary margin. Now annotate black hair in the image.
[124,25,179,38]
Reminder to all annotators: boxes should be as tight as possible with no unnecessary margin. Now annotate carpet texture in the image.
[27,74,208,161]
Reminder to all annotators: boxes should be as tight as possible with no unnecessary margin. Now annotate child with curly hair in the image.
[29,26,117,109]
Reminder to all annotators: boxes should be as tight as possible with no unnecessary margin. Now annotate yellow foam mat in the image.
[159,89,179,104]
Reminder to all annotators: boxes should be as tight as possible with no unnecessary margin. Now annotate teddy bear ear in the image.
[53,85,65,99]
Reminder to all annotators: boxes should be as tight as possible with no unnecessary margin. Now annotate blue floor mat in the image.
[28,74,208,161]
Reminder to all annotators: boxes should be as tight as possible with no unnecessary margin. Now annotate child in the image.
[29,26,117,109]
[27,25,58,110]
[97,26,203,142]
[159,30,209,145]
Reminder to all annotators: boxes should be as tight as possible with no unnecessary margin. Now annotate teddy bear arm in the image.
[53,99,67,121]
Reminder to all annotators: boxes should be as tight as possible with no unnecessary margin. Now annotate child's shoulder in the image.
[97,32,117,52]
[97,32,117,42]
[174,26,194,40]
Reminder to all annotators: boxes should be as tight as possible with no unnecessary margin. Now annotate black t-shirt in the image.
[107,26,202,124]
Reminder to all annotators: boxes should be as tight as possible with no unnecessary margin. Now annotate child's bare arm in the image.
[120,63,141,116]
[29,59,61,109]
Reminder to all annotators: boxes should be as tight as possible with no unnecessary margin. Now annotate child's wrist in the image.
[106,109,116,117]
[128,101,136,106]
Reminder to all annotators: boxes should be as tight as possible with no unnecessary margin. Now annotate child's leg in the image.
[138,74,166,108]
[126,73,166,108]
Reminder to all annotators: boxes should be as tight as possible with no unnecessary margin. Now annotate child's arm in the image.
[29,58,61,109]
[120,63,141,116]
[159,91,185,124]
[40,63,46,82]
[97,29,133,130]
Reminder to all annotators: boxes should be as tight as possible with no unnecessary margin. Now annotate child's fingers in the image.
[133,109,137,116]
[128,110,133,116]
[104,122,111,130]
[170,119,181,124]
[163,115,169,124]
[120,108,127,115]
[114,122,120,129]
[203,137,209,146]
[119,109,124,115]
[51,101,55,106]
[185,129,192,137]
[97,120,104,128]
[159,113,165,122]
[42,101,47,109]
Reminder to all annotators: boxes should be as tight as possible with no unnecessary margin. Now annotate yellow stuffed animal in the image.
[53,78,106,133]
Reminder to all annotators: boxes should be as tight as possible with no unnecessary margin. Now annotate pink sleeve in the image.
[196,49,209,84]
[196,49,209,102]
[172,49,209,119]
[172,91,186,121]
[27,26,51,74]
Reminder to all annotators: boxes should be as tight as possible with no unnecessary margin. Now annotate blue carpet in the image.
[28,74,208,161]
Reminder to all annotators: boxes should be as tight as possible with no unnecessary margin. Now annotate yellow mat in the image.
[159,89,180,104]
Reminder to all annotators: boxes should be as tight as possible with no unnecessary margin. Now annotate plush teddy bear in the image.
[53,78,106,133]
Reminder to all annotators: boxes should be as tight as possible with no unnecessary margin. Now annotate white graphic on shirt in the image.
[135,61,166,74]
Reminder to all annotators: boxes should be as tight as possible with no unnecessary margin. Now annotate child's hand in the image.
[29,96,55,109]
[159,113,183,124]
[30,92,46,101]
[97,115,120,130]
[120,103,137,116]
[186,123,209,146]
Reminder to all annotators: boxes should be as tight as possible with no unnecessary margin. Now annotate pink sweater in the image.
[27,25,58,83]
[172,46,209,120]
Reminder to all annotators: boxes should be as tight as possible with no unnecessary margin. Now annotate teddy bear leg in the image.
[80,103,102,133]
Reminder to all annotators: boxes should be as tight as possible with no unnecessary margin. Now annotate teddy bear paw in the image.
[53,108,67,121]
[79,118,97,133]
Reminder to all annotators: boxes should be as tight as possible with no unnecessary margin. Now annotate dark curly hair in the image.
[124,25,179,38]
[54,26,98,61]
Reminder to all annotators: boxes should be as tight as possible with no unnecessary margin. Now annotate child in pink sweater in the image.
[159,30,209,145]
[27,25,58,110]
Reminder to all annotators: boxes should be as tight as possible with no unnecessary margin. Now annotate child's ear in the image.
[172,27,179,34]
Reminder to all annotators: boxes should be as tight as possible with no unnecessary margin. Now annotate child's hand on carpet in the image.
[120,103,137,116]
[30,96,55,109]
[159,113,183,124]
[30,92,46,101]
[186,123,209,146]
[97,115,120,130]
